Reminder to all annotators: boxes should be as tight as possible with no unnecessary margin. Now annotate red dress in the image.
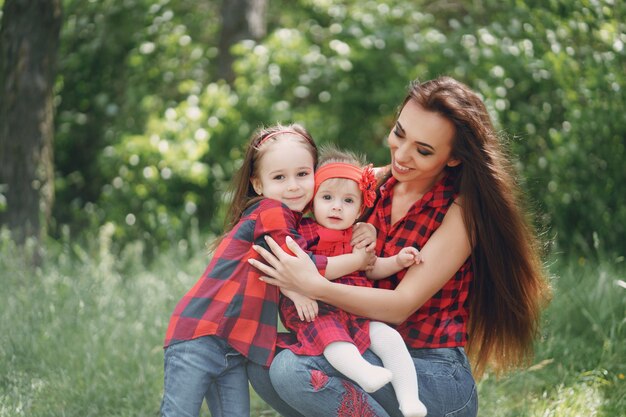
[277,223,372,355]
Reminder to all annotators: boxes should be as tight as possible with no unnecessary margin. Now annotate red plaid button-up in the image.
[369,172,473,348]
[163,199,327,366]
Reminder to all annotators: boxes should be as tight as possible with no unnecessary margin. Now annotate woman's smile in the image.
[392,158,412,173]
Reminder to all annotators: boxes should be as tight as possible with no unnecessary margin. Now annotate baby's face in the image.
[313,178,362,230]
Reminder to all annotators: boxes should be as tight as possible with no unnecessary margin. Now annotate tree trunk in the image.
[0,0,62,251]
[218,0,268,83]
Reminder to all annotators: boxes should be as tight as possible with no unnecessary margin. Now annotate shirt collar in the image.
[379,171,457,209]
[292,210,304,223]
[317,226,352,243]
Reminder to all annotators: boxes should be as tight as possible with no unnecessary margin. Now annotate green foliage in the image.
[97,82,244,250]
[445,1,626,256]
[1,236,623,416]
[50,0,626,255]
[53,0,221,241]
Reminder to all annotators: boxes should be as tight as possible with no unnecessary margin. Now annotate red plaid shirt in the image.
[163,199,327,366]
[368,172,473,348]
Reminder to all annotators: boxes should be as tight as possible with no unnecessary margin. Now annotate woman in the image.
[247,76,550,417]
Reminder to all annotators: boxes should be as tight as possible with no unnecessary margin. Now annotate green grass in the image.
[1,229,624,417]
[477,254,626,417]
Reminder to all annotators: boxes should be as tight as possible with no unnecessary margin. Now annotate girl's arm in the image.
[322,222,377,279]
[323,247,373,280]
[366,246,422,280]
[249,202,471,324]
[254,200,329,274]
[280,288,318,322]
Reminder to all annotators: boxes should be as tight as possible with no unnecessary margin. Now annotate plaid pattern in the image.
[163,199,327,366]
[278,224,372,355]
[369,172,473,348]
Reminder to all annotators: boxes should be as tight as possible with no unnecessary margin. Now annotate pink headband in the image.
[314,163,377,208]
[256,129,311,148]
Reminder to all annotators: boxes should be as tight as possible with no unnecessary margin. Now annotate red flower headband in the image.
[314,163,377,208]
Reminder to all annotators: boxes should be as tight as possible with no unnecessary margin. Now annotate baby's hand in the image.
[288,292,319,322]
[396,246,423,268]
[353,245,377,271]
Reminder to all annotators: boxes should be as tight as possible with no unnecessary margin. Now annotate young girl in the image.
[278,145,428,417]
[160,125,370,417]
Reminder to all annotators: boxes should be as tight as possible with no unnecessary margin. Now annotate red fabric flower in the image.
[359,164,377,208]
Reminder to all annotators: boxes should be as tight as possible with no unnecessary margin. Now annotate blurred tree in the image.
[218,0,268,83]
[0,0,62,253]
[53,0,155,234]
[53,0,222,240]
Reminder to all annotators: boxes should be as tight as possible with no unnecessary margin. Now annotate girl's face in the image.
[251,137,315,212]
[313,178,362,230]
[387,99,460,189]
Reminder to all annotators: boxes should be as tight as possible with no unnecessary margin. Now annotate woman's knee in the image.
[412,349,477,417]
[270,350,393,417]
[270,350,313,389]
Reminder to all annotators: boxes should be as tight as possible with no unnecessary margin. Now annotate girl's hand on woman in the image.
[351,222,377,251]
[289,292,319,322]
[248,235,327,297]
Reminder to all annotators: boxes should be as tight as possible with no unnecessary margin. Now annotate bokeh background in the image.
[0,1,624,416]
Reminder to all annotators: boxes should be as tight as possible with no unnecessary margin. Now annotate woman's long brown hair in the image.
[401,77,551,377]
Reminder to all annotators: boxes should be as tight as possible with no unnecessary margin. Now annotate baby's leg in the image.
[323,341,392,393]
[368,321,427,417]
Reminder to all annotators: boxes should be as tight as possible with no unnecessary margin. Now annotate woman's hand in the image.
[248,235,327,297]
[351,222,377,251]
[353,245,377,271]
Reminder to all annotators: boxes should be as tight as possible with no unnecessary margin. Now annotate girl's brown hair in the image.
[223,123,317,233]
[398,76,550,377]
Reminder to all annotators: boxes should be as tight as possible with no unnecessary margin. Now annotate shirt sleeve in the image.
[297,217,321,249]
[254,200,327,275]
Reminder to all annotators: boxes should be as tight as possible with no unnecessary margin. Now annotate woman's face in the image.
[387,99,459,188]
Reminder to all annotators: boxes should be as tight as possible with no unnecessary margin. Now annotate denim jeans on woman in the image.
[161,335,249,417]
[247,346,477,417]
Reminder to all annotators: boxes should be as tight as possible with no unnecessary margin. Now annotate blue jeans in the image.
[161,336,249,417]
[247,347,477,417]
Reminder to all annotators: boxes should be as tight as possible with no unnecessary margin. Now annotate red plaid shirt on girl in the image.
[368,172,473,348]
[163,199,327,366]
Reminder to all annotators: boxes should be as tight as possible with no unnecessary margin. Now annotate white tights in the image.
[323,321,427,417]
